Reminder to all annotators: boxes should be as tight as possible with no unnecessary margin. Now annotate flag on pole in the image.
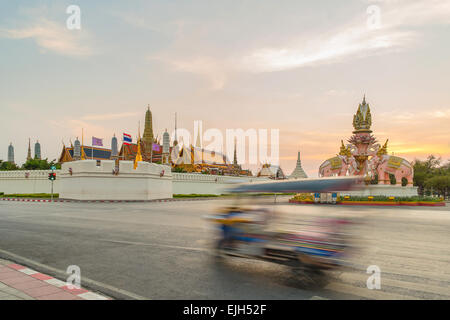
[134,127,142,169]
[152,143,161,152]
[123,133,132,145]
[81,128,86,160]
[92,137,103,146]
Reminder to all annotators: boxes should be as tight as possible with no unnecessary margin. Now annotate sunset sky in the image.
[1,0,449,176]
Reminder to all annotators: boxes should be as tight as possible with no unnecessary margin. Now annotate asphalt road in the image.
[0,198,449,300]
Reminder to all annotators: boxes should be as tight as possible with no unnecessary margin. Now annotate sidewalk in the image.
[0,259,110,300]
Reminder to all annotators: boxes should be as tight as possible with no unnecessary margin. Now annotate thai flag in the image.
[123,133,132,145]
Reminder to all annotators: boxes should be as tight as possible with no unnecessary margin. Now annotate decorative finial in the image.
[353,96,372,133]
[377,139,389,156]
[339,140,352,157]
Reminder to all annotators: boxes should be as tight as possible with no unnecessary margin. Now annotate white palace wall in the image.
[59,160,173,200]
[172,173,262,195]
[0,170,60,194]
[0,162,265,199]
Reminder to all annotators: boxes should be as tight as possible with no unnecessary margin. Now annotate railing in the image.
[0,170,61,179]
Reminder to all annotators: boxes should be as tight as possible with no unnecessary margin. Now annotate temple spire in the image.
[27,138,32,161]
[233,137,238,166]
[289,151,308,179]
[173,112,178,146]
[142,105,154,159]
[352,95,372,133]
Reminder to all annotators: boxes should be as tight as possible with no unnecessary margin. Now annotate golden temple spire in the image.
[352,95,372,133]
[142,105,154,158]
[377,139,389,156]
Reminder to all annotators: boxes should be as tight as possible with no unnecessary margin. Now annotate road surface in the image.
[0,198,449,299]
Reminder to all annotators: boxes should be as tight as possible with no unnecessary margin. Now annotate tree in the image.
[22,158,60,170]
[0,161,19,171]
[425,175,450,198]
[413,155,442,195]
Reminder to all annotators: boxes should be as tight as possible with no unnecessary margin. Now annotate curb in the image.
[0,197,218,204]
[3,263,110,300]
[288,199,446,207]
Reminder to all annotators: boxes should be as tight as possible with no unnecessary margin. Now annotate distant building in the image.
[73,138,81,160]
[162,130,170,165]
[27,138,32,161]
[7,143,14,163]
[34,140,41,160]
[119,106,163,163]
[111,135,118,158]
[59,137,112,163]
[257,163,286,179]
[289,152,308,179]
[142,105,154,159]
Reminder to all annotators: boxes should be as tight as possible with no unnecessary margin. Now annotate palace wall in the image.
[59,160,173,200]
[0,162,263,199]
[0,170,60,194]
[172,173,264,195]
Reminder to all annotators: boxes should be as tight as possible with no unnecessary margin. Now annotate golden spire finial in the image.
[339,140,352,157]
[352,95,372,133]
[377,139,389,156]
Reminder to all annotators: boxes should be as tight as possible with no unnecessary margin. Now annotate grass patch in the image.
[1,193,59,199]
[173,194,220,198]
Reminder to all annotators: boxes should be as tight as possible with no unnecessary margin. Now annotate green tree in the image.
[0,161,20,171]
[425,175,450,198]
[413,155,442,195]
[22,158,60,170]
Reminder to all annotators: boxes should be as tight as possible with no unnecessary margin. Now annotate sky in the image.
[1,0,449,176]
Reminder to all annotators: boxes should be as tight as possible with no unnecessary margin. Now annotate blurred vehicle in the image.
[205,177,361,284]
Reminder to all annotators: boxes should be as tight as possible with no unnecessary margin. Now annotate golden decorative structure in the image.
[339,140,352,157]
[134,124,143,170]
[352,95,372,133]
[377,139,389,156]
[329,156,343,170]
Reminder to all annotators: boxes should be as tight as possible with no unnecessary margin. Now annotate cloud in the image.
[240,0,450,73]
[149,55,229,90]
[49,118,111,140]
[148,0,450,89]
[378,108,450,123]
[81,112,139,121]
[0,18,94,57]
